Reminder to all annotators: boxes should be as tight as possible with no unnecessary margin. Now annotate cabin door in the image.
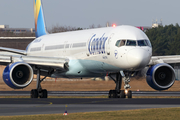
[106,33,114,55]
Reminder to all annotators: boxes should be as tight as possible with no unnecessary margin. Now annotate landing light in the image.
[112,24,116,28]
[125,89,128,95]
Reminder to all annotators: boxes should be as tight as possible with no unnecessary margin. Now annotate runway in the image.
[0,98,180,116]
[1,91,180,116]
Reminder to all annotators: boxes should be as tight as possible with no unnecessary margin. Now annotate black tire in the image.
[30,89,34,98]
[116,90,121,98]
[120,90,125,98]
[112,90,117,98]
[108,90,113,98]
[127,90,132,98]
[42,89,48,98]
[31,89,38,98]
[40,89,48,98]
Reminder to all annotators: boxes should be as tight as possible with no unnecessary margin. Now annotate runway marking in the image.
[35,101,53,107]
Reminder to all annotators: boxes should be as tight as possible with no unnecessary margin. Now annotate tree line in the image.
[0,31,35,37]
[145,24,180,56]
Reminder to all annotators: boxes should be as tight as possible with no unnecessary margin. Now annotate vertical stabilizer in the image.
[34,0,47,38]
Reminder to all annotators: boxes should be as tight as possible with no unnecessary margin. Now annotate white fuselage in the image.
[26,25,152,78]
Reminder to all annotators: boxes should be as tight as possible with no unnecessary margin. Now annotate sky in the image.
[0,0,180,29]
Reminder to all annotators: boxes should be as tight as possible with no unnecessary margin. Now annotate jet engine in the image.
[146,63,175,90]
[3,62,33,89]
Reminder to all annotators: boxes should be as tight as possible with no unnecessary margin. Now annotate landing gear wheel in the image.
[116,91,120,98]
[109,90,119,98]
[31,89,38,98]
[112,90,117,98]
[120,90,125,98]
[31,89,48,98]
[108,90,113,98]
[41,89,48,98]
[127,90,132,98]
[109,90,117,98]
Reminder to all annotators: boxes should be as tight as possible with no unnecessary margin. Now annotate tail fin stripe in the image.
[34,0,47,38]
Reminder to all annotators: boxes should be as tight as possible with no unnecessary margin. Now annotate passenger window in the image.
[126,40,136,46]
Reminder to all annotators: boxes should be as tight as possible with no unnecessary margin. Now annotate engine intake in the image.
[3,62,33,89]
[146,63,175,90]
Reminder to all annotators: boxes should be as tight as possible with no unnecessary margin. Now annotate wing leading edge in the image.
[0,47,27,55]
[149,55,180,65]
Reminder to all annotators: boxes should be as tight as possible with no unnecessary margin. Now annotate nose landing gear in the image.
[125,89,132,98]
[108,72,132,98]
[123,75,132,98]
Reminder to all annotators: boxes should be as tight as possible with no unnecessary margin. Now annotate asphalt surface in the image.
[0,98,180,116]
[1,91,180,116]
[0,91,180,96]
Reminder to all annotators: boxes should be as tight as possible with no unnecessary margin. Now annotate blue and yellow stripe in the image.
[34,0,47,38]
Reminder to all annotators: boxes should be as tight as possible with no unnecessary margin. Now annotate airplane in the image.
[0,0,177,98]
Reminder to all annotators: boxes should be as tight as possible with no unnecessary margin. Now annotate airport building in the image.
[136,19,163,32]
[152,19,163,28]
[0,25,35,33]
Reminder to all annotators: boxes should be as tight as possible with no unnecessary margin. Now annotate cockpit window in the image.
[126,40,136,46]
[145,40,152,47]
[115,39,151,47]
[137,40,147,46]
[120,40,126,46]
[115,40,121,47]
[115,40,126,47]
[137,40,152,47]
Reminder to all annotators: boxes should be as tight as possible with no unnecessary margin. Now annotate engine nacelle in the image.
[3,62,33,89]
[146,63,175,90]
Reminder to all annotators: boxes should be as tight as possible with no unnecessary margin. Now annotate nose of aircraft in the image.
[126,48,151,70]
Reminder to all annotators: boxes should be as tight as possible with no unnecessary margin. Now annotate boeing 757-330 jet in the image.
[0,0,179,98]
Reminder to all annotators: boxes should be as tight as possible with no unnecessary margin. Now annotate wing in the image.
[0,47,27,55]
[149,55,180,65]
[0,53,69,74]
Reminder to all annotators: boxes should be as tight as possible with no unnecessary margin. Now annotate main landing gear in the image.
[31,68,53,98]
[108,72,132,98]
